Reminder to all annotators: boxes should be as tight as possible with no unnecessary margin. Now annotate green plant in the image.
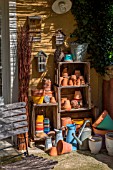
[71,0,113,75]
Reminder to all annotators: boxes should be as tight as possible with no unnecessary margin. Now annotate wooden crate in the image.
[55,62,90,86]
[54,86,91,113]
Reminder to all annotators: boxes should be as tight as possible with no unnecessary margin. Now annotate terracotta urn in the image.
[63,100,71,110]
[74,91,82,99]
[62,77,68,86]
[68,79,73,86]
[50,97,56,103]
[74,70,81,78]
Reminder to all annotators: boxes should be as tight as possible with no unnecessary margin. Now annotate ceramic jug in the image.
[54,129,63,145]
[66,124,77,151]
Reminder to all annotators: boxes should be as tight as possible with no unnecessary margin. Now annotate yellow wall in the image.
[16,0,102,111]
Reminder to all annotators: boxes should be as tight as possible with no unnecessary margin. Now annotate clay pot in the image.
[57,140,72,155]
[74,70,81,78]
[76,78,81,86]
[63,100,71,110]
[68,79,73,86]
[62,72,68,77]
[74,91,82,99]
[60,77,63,85]
[73,79,77,86]
[71,99,83,108]
[49,146,57,156]
[62,77,68,86]
[71,75,76,80]
[61,98,67,109]
[92,110,108,128]
[61,117,72,127]
[89,136,102,154]
[50,97,56,103]
[79,76,85,85]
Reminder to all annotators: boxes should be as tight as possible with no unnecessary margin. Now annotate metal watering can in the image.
[72,120,92,150]
[66,120,91,150]
[54,128,63,145]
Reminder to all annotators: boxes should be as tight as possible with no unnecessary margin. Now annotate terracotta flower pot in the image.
[50,97,56,103]
[57,140,72,155]
[63,100,71,110]
[62,77,68,86]
[76,78,81,86]
[71,75,76,80]
[92,110,108,128]
[61,98,67,109]
[79,76,85,85]
[68,79,73,86]
[49,146,58,156]
[61,117,72,127]
[74,91,82,99]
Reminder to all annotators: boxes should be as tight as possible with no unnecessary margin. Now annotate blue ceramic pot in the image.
[64,54,73,62]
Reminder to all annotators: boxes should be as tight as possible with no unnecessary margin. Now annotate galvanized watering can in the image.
[54,128,63,145]
[66,120,92,150]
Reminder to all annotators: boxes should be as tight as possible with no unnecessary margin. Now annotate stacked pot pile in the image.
[61,90,83,110]
[31,78,56,104]
[60,68,85,86]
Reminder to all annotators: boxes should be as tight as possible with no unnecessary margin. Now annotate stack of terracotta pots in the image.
[60,69,85,86]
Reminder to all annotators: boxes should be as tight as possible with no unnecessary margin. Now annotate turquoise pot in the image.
[66,124,77,151]
[64,54,73,62]
[97,114,113,130]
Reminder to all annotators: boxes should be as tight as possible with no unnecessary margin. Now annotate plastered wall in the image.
[16,0,102,111]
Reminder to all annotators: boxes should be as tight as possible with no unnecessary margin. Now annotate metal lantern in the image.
[35,51,47,72]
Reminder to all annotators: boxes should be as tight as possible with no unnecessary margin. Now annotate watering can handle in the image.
[72,133,82,145]
[78,120,91,139]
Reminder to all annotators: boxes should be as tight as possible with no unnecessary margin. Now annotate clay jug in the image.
[62,77,68,86]
[63,100,71,110]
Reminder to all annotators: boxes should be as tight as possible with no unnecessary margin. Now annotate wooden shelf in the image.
[58,84,89,88]
[33,103,58,107]
[60,107,91,113]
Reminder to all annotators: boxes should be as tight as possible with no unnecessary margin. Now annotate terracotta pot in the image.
[79,76,85,85]
[71,75,76,80]
[63,100,71,110]
[50,97,56,103]
[62,67,68,73]
[49,146,57,156]
[61,117,72,127]
[68,79,73,86]
[57,140,72,155]
[74,91,82,99]
[92,110,108,128]
[76,78,81,86]
[62,77,68,86]
[73,79,77,85]
[60,77,63,85]
[62,72,68,77]
[93,127,113,136]
[74,70,81,78]
[61,98,67,109]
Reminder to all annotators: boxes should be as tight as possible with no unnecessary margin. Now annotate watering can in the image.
[54,128,63,145]
[66,120,91,151]
[45,136,52,151]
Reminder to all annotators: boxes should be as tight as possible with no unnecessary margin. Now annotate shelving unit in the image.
[31,103,60,141]
[54,61,92,128]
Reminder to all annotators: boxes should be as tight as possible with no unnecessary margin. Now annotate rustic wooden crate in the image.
[54,86,91,113]
[55,62,90,86]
